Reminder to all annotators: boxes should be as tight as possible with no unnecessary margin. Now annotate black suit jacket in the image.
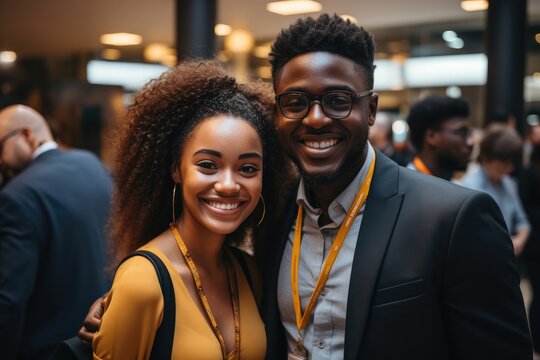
[0,149,112,359]
[263,151,532,359]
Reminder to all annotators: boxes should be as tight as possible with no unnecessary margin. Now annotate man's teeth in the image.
[207,201,241,210]
[304,139,338,149]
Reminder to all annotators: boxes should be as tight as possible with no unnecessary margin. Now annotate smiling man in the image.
[262,14,531,359]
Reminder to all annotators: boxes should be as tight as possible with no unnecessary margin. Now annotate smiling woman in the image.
[91,60,293,360]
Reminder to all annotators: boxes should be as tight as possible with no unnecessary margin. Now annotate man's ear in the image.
[425,128,440,147]
[368,93,379,127]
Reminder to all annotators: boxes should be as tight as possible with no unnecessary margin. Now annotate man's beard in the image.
[437,153,469,173]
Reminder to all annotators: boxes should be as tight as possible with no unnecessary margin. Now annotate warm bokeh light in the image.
[442,30,458,42]
[266,0,322,16]
[224,29,255,53]
[340,15,357,24]
[460,0,489,12]
[101,49,121,60]
[215,24,232,36]
[144,43,170,62]
[536,33,540,44]
[100,33,142,46]
[0,51,17,63]
[256,66,272,79]
[254,45,271,58]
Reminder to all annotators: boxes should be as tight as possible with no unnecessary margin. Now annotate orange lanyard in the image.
[413,156,432,175]
[290,153,376,352]
[170,225,240,359]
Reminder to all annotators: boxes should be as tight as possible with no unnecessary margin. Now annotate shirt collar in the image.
[296,142,375,224]
[32,141,58,160]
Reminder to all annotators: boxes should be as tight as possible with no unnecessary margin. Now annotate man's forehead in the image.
[274,52,368,92]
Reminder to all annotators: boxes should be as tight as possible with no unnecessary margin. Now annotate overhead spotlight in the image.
[215,24,232,37]
[442,31,458,42]
[100,33,142,46]
[0,51,17,63]
[447,38,464,49]
[460,0,488,12]
[266,1,322,16]
[224,29,255,53]
[446,86,462,98]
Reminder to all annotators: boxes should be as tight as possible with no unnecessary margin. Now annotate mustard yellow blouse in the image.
[93,246,266,360]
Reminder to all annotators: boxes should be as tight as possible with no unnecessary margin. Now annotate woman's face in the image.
[176,115,263,236]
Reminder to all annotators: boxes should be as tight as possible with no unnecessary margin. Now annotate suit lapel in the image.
[344,152,404,360]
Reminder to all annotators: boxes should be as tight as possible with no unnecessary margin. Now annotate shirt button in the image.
[317,339,326,349]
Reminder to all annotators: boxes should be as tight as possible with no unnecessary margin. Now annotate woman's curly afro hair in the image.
[111,59,293,261]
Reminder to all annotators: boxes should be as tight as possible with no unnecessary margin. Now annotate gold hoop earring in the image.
[171,183,179,225]
[255,194,266,227]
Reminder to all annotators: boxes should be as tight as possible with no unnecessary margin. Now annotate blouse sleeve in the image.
[93,256,164,360]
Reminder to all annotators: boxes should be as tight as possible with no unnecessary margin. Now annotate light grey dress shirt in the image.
[461,165,530,235]
[277,143,375,360]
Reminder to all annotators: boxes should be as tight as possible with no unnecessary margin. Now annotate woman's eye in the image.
[240,164,260,174]
[196,161,217,170]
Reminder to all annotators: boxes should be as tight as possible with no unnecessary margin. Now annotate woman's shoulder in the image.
[111,249,165,302]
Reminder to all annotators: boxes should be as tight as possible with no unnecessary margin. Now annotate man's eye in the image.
[240,164,260,174]
[326,94,351,108]
[196,161,217,170]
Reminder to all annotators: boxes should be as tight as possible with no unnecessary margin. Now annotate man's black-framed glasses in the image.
[0,128,24,154]
[275,89,373,120]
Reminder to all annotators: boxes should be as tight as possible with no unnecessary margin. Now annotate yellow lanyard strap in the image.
[413,156,432,175]
[170,225,240,359]
[291,153,376,332]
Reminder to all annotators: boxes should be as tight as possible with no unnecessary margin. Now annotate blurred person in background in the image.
[406,95,473,181]
[369,112,394,157]
[0,105,112,359]
[461,124,530,256]
[519,119,540,352]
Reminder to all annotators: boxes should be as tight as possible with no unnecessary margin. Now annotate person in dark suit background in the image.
[0,105,112,359]
[262,14,531,359]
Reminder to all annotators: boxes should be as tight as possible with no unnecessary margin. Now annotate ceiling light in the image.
[0,51,17,63]
[446,86,462,98]
[460,1,489,12]
[254,45,271,58]
[340,15,357,24]
[224,29,255,53]
[447,38,464,49]
[266,1,322,16]
[215,24,232,36]
[100,33,142,46]
[442,31,458,42]
[101,49,121,60]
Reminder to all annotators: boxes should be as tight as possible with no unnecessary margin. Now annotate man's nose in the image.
[302,101,333,129]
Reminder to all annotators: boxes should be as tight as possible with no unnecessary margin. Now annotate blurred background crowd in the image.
[1,0,540,358]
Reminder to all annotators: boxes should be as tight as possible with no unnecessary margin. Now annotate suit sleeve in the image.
[93,256,164,360]
[0,191,41,358]
[443,191,532,358]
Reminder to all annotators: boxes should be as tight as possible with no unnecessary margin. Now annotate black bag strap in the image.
[117,250,176,360]
[228,247,254,293]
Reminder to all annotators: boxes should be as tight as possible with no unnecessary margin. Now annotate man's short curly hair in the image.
[111,59,293,261]
[269,14,376,88]
[407,95,470,151]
